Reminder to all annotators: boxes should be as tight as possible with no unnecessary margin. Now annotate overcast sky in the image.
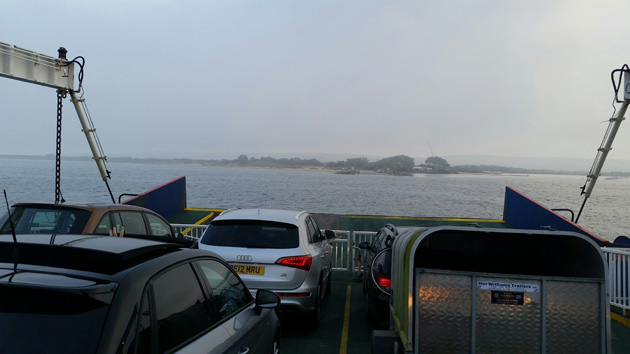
[2,0,630,164]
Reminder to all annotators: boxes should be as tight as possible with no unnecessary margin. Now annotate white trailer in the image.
[375,226,610,353]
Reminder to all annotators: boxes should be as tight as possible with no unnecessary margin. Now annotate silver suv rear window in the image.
[201,220,299,249]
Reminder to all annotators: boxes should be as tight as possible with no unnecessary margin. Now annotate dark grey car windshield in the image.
[0,286,109,353]
[201,220,299,249]
[0,206,92,234]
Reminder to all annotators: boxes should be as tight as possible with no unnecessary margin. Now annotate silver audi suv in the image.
[198,208,335,327]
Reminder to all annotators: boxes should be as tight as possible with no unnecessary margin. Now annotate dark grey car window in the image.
[198,259,252,320]
[0,285,109,353]
[150,263,217,353]
[135,291,153,354]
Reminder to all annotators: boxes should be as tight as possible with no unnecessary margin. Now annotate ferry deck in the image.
[133,177,630,353]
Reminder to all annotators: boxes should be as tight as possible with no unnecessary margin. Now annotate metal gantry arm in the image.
[581,100,630,199]
[0,41,75,89]
[68,90,111,183]
[576,67,630,223]
[68,89,114,201]
[0,41,114,203]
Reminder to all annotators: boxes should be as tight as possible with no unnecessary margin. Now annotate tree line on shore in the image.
[7,153,628,176]
[109,154,595,175]
[235,154,420,172]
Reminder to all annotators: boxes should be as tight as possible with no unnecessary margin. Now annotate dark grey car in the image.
[358,224,399,327]
[0,234,281,353]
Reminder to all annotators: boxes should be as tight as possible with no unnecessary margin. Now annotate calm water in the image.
[1,157,629,242]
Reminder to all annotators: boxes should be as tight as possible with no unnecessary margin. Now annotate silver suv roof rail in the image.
[219,208,241,216]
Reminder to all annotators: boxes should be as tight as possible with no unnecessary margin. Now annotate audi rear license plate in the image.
[231,264,265,275]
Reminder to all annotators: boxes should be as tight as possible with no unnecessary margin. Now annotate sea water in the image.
[1,157,629,242]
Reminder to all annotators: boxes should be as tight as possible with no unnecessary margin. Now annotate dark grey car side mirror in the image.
[255,289,280,309]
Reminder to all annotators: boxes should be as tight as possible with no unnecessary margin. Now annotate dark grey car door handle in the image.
[239,346,250,354]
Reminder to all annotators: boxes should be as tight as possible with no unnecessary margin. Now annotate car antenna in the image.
[3,190,17,244]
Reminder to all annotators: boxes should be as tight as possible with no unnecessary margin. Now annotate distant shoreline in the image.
[0,154,612,177]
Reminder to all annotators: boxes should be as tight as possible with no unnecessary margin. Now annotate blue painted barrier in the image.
[502,186,608,246]
[122,176,187,219]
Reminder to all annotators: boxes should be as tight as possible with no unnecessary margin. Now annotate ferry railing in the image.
[329,230,376,272]
[171,224,207,240]
[330,230,351,271]
[603,248,630,311]
[351,231,377,273]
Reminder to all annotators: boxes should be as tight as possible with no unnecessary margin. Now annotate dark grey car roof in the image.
[0,234,217,277]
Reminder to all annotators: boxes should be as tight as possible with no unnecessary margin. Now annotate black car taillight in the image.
[375,272,391,289]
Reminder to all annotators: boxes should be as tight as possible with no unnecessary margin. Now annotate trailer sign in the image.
[477,280,540,293]
[491,291,524,305]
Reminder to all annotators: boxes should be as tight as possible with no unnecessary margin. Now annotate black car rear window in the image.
[201,220,299,249]
[0,286,109,353]
[0,206,92,235]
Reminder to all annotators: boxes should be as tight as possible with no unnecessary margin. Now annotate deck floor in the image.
[279,270,630,354]
[280,271,374,354]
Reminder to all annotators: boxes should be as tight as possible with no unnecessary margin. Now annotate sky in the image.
[2,0,630,165]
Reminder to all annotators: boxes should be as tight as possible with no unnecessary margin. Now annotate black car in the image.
[0,234,281,354]
[358,224,399,327]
